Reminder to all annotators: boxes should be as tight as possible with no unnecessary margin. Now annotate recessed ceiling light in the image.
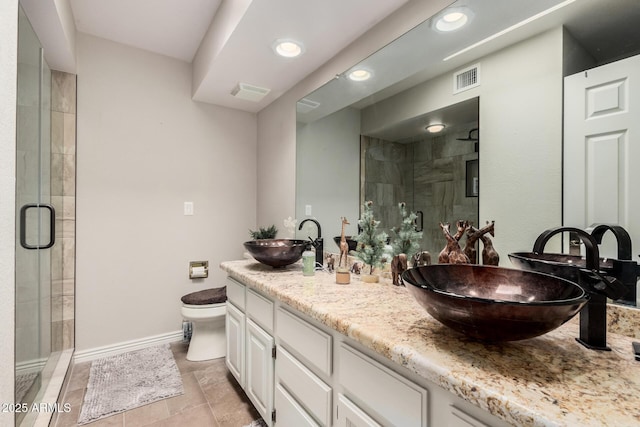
[426,124,445,133]
[348,69,372,81]
[433,7,473,32]
[273,39,304,58]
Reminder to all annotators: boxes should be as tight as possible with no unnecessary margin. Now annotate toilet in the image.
[180,287,227,361]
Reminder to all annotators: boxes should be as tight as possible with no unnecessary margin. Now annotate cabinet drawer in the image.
[338,344,428,427]
[276,347,331,426]
[336,394,381,427]
[275,383,319,427]
[247,289,274,334]
[276,308,332,376]
[226,277,246,310]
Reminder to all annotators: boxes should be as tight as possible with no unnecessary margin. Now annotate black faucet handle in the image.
[580,269,627,300]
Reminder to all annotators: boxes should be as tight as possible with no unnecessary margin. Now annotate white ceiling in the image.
[39,0,412,113]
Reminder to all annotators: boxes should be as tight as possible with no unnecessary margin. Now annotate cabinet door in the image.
[336,394,381,427]
[226,302,245,387]
[275,383,320,427]
[247,318,275,426]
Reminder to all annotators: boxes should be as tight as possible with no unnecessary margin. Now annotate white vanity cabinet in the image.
[225,278,276,426]
[225,274,509,427]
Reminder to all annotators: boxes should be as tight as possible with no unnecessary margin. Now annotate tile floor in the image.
[52,342,260,427]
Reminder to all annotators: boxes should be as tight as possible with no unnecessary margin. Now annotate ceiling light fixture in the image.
[433,7,473,32]
[426,124,445,133]
[348,69,372,81]
[273,39,305,58]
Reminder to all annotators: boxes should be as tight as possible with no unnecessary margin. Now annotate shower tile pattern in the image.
[51,70,76,351]
[361,122,478,258]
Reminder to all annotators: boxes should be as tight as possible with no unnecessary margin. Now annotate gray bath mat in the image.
[78,344,183,425]
[243,420,267,427]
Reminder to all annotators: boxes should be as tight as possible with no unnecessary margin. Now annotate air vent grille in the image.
[453,63,480,94]
[296,98,321,114]
[231,82,270,102]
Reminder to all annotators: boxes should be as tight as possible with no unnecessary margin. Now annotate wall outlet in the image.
[305,204,312,215]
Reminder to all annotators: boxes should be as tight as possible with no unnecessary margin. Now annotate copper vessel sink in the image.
[402,264,588,342]
[243,239,307,268]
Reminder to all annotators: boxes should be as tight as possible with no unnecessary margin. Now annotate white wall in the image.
[75,34,257,352]
[0,1,17,421]
[256,0,452,229]
[360,28,565,261]
[296,107,361,243]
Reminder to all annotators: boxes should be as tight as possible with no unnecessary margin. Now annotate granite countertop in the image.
[220,259,640,427]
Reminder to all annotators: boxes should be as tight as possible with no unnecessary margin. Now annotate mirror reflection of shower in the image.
[360,97,479,256]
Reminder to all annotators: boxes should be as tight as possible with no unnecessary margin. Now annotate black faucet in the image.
[588,224,640,306]
[533,227,627,350]
[298,219,323,268]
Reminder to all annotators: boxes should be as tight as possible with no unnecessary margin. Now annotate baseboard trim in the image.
[74,330,183,364]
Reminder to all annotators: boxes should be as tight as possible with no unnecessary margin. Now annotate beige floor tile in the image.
[165,371,208,416]
[154,403,219,427]
[66,361,91,392]
[55,342,258,427]
[123,400,170,426]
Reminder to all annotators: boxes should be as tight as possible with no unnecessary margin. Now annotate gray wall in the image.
[75,34,258,352]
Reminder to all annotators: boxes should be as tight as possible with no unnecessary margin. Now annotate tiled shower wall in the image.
[51,70,76,351]
[361,121,478,260]
[412,122,479,257]
[360,136,413,239]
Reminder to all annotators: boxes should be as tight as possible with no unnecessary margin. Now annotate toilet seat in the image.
[181,303,226,320]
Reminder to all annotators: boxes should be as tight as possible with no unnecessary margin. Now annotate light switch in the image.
[184,202,194,216]
[305,205,312,215]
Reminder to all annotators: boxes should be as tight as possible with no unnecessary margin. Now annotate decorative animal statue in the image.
[391,253,408,286]
[480,221,499,265]
[350,262,362,275]
[464,221,497,265]
[326,253,335,272]
[438,222,471,264]
[454,219,468,241]
[412,251,432,267]
[339,217,350,269]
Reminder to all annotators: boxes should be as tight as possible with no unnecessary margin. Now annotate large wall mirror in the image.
[296,0,640,303]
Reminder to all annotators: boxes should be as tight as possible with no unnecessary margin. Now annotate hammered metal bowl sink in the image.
[243,239,307,268]
[509,252,615,283]
[402,264,589,342]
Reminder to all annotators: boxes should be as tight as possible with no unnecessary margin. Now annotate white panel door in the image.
[246,318,275,426]
[564,54,640,259]
[225,302,245,387]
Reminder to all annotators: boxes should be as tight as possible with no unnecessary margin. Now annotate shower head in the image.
[456,128,479,142]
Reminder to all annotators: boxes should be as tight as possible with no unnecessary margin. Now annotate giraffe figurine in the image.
[339,217,350,269]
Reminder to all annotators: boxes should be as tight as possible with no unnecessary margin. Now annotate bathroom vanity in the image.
[221,259,640,426]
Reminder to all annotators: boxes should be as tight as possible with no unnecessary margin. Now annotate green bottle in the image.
[302,244,315,276]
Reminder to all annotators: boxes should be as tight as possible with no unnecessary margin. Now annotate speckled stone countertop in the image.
[220,259,640,427]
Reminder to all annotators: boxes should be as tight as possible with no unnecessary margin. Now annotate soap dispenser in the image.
[302,243,315,276]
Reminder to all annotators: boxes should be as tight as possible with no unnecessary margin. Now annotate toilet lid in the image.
[181,286,227,305]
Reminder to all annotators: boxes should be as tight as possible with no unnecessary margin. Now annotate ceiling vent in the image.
[296,98,321,114]
[453,63,480,94]
[231,83,270,102]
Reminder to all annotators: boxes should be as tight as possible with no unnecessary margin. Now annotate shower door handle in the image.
[415,210,424,232]
[20,203,56,250]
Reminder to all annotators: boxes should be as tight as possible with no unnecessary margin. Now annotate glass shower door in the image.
[15,7,62,424]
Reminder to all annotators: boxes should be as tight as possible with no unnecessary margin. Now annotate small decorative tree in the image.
[354,201,388,278]
[390,202,423,260]
[389,202,423,285]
